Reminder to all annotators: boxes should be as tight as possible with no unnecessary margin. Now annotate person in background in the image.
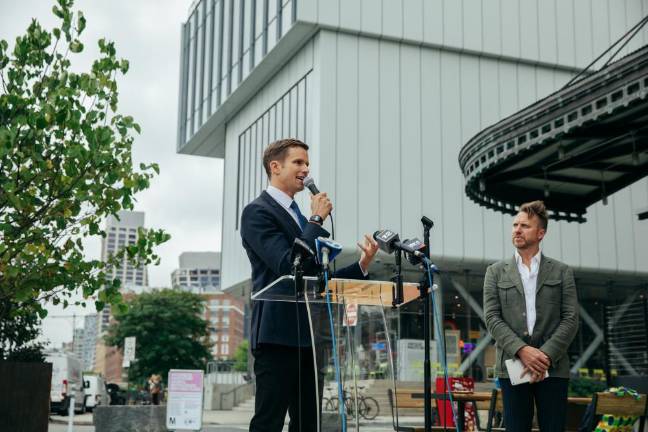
[483,200,579,431]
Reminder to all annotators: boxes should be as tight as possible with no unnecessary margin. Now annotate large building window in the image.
[179,0,298,147]
[235,72,309,229]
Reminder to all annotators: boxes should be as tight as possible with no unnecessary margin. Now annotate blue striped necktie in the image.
[289,201,307,230]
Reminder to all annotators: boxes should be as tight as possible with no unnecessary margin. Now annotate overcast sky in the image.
[1,0,224,347]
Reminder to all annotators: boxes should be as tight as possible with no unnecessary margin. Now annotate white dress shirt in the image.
[265,185,369,276]
[515,249,542,336]
[266,185,302,229]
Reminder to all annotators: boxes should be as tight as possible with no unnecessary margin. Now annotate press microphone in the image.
[290,238,315,267]
[303,176,320,195]
[421,216,434,229]
[315,237,342,268]
[373,229,427,260]
[401,238,427,265]
[373,229,400,254]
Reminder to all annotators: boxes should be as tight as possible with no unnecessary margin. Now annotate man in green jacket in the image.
[483,200,579,432]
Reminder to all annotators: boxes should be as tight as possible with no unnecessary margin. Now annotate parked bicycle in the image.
[322,386,380,420]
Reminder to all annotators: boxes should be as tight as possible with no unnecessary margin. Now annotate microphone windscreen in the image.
[315,237,343,263]
[373,229,399,254]
[303,176,320,195]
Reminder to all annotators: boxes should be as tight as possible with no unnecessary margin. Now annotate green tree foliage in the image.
[105,289,212,384]
[0,0,170,321]
[0,298,45,361]
[233,339,248,372]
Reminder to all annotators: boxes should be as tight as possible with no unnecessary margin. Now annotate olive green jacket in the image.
[483,255,579,379]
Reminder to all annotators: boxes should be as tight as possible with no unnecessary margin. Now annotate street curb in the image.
[49,417,94,426]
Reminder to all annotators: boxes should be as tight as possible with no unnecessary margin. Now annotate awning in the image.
[459,46,648,222]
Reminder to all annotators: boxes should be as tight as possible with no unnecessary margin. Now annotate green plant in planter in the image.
[569,377,608,397]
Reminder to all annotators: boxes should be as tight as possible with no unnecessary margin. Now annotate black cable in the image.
[601,15,648,69]
[330,213,337,275]
[563,14,648,88]
[293,261,303,432]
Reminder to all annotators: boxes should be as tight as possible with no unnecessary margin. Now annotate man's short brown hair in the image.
[262,138,309,178]
[519,200,549,230]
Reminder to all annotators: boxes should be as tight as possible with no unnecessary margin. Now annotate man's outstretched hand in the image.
[358,234,379,274]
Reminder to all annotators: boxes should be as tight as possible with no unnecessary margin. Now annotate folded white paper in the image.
[505,358,549,385]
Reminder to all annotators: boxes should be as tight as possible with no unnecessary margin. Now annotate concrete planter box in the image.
[94,405,167,432]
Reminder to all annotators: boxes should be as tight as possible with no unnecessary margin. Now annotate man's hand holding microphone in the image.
[303,176,378,273]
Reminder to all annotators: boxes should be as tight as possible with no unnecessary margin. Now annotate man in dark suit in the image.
[241,138,379,432]
[483,200,579,432]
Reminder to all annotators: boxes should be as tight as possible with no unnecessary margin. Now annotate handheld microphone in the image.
[303,176,320,195]
[315,237,342,268]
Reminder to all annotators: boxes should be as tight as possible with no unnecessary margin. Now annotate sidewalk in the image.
[49,409,251,426]
[50,408,424,428]
[49,412,94,426]
[203,409,253,425]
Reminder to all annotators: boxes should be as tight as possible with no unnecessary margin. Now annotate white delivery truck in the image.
[46,353,86,415]
[83,374,110,411]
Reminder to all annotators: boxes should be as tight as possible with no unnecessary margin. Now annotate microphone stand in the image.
[293,254,305,296]
[420,217,434,432]
[292,253,304,432]
[392,250,404,308]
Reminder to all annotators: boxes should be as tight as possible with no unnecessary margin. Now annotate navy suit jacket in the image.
[241,191,366,349]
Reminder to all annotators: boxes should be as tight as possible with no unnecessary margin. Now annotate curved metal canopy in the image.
[459,46,648,222]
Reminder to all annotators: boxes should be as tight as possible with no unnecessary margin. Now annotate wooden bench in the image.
[585,391,648,432]
[486,389,644,432]
[387,387,491,432]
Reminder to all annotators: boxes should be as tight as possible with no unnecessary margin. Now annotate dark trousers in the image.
[250,344,320,432]
[500,377,569,432]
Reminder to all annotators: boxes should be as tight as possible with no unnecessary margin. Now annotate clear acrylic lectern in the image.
[252,276,420,431]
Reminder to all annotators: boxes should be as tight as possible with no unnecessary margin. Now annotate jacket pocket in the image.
[541,279,562,305]
[497,281,516,305]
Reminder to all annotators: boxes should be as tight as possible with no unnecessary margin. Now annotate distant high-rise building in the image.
[171,252,221,293]
[94,210,148,383]
[201,291,244,360]
[101,212,149,288]
[72,328,84,361]
[82,314,97,371]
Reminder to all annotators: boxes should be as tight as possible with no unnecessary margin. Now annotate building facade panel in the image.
[400,45,424,242]
[633,180,648,267]
[334,34,360,243]
[460,55,486,260]
[220,37,317,288]
[221,27,648,281]
[356,37,381,236]
[309,31,646,274]
[293,0,648,70]
[420,49,446,255]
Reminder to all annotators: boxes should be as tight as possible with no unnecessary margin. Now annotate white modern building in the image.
[177,0,648,378]
[171,251,222,292]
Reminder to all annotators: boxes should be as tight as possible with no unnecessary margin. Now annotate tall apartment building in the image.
[202,291,245,360]
[171,252,221,293]
[94,211,149,383]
